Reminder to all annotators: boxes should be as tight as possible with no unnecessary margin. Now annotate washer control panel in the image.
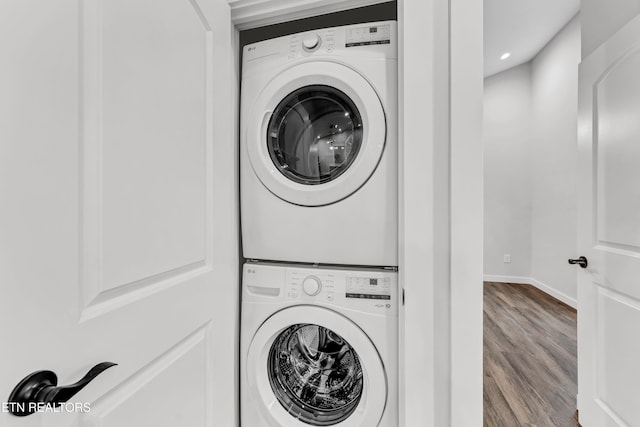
[244,263,398,315]
[283,265,397,316]
[346,276,392,300]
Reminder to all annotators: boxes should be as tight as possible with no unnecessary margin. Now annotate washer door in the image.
[246,61,386,206]
[246,305,387,427]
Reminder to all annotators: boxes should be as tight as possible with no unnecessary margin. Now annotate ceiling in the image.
[484,0,580,77]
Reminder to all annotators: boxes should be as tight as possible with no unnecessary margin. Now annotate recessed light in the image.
[500,53,511,60]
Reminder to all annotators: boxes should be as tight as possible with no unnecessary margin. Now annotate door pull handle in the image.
[568,256,588,269]
[7,362,117,416]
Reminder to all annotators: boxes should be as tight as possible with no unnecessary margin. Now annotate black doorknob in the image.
[568,256,588,268]
[7,362,117,416]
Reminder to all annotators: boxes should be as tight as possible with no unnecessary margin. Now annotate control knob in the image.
[302,276,322,296]
[302,34,321,51]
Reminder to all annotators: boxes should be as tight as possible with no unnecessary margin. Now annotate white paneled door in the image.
[577,14,640,427]
[0,0,237,426]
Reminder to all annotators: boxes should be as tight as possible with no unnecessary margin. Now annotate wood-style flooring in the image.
[483,282,578,427]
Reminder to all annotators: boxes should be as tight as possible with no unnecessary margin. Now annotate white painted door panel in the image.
[577,13,640,427]
[0,0,237,426]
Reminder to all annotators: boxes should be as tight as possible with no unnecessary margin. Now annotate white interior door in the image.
[577,13,640,427]
[0,0,237,426]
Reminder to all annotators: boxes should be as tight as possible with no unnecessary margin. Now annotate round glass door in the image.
[267,323,364,426]
[267,85,363,185]
[246,61,387,206]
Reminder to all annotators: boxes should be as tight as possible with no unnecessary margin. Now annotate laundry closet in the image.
[238,4,399,425]
[233,0,483,425]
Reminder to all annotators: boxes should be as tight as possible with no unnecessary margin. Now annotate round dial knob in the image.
[302,34,321,51]
[302,276,322,296]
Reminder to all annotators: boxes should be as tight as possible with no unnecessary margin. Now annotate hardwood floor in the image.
[483,282,578,427]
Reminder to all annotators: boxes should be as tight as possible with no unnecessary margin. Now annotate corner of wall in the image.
[529,14,581,304]
[484,15,581,306]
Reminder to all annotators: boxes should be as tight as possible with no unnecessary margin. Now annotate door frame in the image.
[227,0,483,426]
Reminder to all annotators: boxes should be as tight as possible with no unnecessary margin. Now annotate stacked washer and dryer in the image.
[240,21,398,427]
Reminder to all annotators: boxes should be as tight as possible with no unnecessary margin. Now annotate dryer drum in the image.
[267,85,364,186]
[267,323,364,426]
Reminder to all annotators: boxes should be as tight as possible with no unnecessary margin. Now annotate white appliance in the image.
[241,21,398,267]
[240,262,398,427]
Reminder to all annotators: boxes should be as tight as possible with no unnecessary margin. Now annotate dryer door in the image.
[246,61,386,206]
[246,305,387,427]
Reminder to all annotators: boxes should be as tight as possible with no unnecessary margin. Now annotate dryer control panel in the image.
[286,23,392,59]
[242,20,397,66]
[244,263,398,316]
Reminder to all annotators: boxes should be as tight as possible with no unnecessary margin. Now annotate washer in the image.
[240,262,398,427]
[241,21,398,267]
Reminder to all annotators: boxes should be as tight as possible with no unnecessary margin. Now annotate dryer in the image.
[240,262,398,427]
[241,21,398,267]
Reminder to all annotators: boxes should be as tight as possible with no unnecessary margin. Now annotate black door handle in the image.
[7,362,117,416]
[568,256,588,268]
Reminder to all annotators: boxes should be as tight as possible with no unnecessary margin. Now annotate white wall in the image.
[483,64,533,280]
[581,0,640,57]
[530,16,581,306]
[449,0,484,425]
[400,0,483,426]
[483,16,580,308]
[398,0,451,424]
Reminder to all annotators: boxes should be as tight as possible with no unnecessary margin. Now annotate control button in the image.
[326,292,334,302]
[302,276,322,296]
[302,34,321,51]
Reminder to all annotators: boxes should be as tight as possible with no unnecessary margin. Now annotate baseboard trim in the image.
[483,274,577,309]
[483,274,531,285]
[529,278,577,309]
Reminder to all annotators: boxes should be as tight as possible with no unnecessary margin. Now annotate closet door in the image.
[0,0,237,425]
